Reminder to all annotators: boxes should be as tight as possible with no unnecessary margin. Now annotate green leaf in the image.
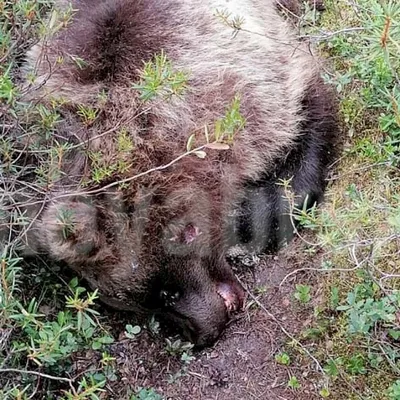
[275,352,291,365]
[320,387,330,398]
[389,330,400,340]
[205,142,230,150]
[287,375,301,389]
[194,150,207,158]
[186,133,196,152]
[294,284,312,304]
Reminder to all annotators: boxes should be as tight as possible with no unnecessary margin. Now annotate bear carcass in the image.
[17,0,338,346]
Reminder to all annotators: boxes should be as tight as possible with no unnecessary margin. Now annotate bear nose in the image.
[184,323,224,348]
[217,281,245,313]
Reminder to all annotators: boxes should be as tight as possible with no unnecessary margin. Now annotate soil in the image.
[72,237,325,400]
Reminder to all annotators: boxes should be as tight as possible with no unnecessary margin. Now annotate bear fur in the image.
[17,0,338,346]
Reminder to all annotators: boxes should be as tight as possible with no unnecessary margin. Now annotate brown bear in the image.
[16,0,338,346]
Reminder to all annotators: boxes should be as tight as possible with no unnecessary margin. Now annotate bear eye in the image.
[160,290,181,307]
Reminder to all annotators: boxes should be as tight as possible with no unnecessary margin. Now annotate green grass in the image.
[289,1,400,398]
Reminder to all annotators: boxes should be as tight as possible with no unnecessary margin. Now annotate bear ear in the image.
[182,223,202,244]
[163,222,203,257]
[39,198,103,263]
[171,223,202,244]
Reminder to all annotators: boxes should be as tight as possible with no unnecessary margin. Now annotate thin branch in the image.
[0,368,73,383]
[279,264,362,287]
[301,27,366,41]
[51,145,208,200]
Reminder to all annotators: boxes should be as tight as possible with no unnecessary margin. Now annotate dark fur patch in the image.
[235,76,339,253]
[59,0,181,83]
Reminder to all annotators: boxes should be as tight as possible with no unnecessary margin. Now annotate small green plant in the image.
[69,55,88,70]
[86,128,135,183]
[275,352,291,365]
[164,338,195,382]
[388,380,400,400]
[131,387,163,400]
[319,387,331,398]
[125,324,141,339]
[76,104,99,126]
[180,351,195,365]
[1,257,114,395]
[254,285,268,295]
[66,279,101,328]
[164,338,194,357]
[186,95,246,156]
[88,150,117,183]
[35,104,62,134]
[117,128,135,153]
[166,370,184,384]
[294,284,312,304]
[61,377,106,399]
[323,358,341,379]
[287,375,301,389]
[56,208,76,240]
[207,95,245,146]
[214,8,245,36]
[345,354,366,375]
[147,316,161,335]
[90,352,118,382]
[0,65,19,104]
[132,50,189,101]
[336,286,398,335]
